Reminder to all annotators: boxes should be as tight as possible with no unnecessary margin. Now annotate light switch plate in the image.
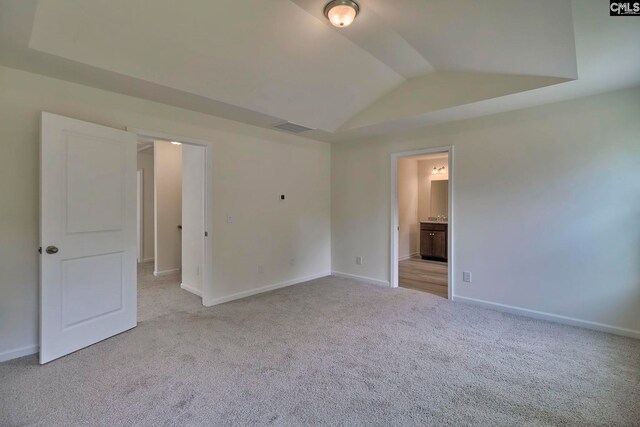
[463,271,472,283]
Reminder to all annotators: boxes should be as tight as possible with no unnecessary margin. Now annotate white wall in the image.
[332,87,640,337]
[397,158,418,260]
[417,158,449,221]
[0,66,331,361]
[154,141,183,275]
[137,149,155,262]
[181,144,206,296]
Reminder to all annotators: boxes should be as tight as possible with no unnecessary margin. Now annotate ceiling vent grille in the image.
[273,121,313,133]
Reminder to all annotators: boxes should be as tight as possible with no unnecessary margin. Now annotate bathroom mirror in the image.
[430,180,448,218]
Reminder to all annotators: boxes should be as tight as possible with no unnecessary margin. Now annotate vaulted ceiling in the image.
[1,1,638,142]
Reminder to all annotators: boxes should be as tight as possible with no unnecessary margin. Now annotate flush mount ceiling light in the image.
[324,0,360,28]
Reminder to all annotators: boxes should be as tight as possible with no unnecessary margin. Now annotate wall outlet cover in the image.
[463,271,472,283]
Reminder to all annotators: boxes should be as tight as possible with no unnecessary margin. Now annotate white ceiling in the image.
[364,0,578,78]
[27,0,404,132]
[0,1,638,142]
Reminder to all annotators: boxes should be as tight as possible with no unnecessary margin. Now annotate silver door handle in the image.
[45,246,59,254]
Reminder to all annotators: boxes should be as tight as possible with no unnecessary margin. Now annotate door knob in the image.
[45,246,59,254]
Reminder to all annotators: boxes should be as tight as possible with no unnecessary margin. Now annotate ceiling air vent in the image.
[272,121,313,133]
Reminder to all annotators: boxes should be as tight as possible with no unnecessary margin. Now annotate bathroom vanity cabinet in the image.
[420,222,447,261]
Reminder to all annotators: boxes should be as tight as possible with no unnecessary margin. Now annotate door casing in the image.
[128,128,213,306]
[390,146,454,299]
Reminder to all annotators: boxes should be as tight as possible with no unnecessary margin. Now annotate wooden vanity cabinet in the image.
[420,223,447,261]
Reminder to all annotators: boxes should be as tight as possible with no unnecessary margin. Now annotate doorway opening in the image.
[390,147,453,299]
[39,113,212,363]
[136,136,208,305]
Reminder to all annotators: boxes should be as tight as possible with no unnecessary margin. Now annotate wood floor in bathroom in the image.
[399,256,448,298]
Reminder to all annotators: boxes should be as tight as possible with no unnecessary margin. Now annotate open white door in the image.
[40,112,137,364]
[181,144,205,298]
[137,170,143,263]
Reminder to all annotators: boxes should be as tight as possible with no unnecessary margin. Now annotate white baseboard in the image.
[0,344,39,363]
[453,296,640,339]
[332,271,390,288]
[203,271,331,307]
[142,257,155,263]
[399,252,419,262]
[153,268,181,277]
[180,282,202,297]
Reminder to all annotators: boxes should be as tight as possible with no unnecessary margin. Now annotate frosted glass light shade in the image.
[325,1,359,28]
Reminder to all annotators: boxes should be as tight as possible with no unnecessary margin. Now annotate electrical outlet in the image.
[356,256,363,265]
[463,271,472,283]
[226,214,233,223]
[258,264,264,274]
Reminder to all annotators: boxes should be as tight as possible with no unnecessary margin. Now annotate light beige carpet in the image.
[1,262,638,426]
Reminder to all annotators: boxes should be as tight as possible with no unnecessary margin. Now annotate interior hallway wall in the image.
[397,158,418,260]
[154,141,183,275]
[137,148,155,262]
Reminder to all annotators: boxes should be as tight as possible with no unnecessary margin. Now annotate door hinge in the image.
[204,231,208,237]
[38,247,42,254]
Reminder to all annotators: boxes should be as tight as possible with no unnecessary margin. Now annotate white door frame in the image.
[137,169,143,263]
[128,128,213,306]
[390,146,454,299]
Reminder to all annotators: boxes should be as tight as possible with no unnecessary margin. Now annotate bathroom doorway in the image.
[390,147,453,299]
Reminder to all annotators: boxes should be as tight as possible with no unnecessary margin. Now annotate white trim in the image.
[127,128,212,147]
[180,282,202,297]
[153,268,181,277]
[142,257,155,263]
[454,296,640,339]
[390,146,454,300]
[153,142,159,283]
[332,271,390,287]
[137,169,143,263]
[398,252,419,262]
[0,345,39,363]
[203,272,331,307]
[128,127,212,306]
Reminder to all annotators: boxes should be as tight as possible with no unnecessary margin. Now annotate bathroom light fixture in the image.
[432,166,446,175]
[324,0,360,28]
